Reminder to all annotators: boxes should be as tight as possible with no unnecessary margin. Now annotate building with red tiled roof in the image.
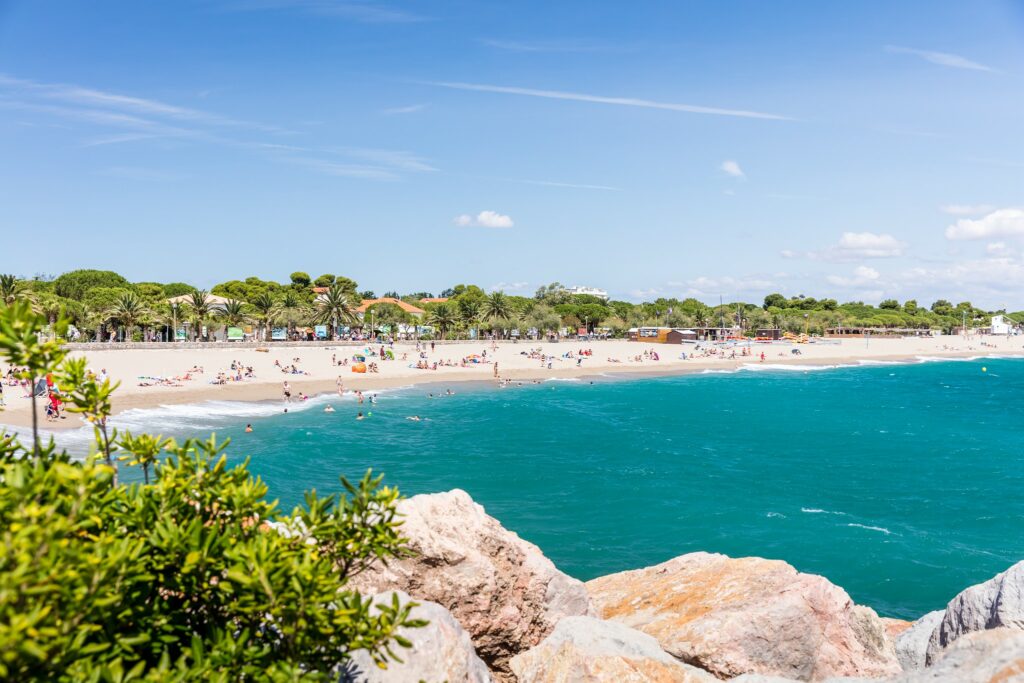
[419,297,449,304]
[356,297,426,317]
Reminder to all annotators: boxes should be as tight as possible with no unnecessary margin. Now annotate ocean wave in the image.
[766,511,786,519]
[847,523,893,535]
[741,363,855,373]
[801,507,847,515]
[700,368,738,375]
[544,377,582,383]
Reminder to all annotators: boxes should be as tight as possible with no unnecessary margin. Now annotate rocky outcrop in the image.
[349,489,591,677]
[509,616,716,682]
[894,611,943,671]
[894,628,1024,683]
[343,591,491,682]
[586,552,901,681]
[925,560,1024,665]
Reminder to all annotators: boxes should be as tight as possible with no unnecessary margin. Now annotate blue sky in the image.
[1,1,1023,306]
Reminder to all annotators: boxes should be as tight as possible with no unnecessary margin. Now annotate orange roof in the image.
[356,297,425,315]
[419,297,449,303]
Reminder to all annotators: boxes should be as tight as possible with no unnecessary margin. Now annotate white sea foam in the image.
[766,511,786,519]
[544,377,582,383]
[801,507,847,515]
[700,368,738,375]
[847,523,892,535]
[741,363,855,372]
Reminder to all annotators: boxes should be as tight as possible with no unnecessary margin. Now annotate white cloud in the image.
[224,1,424,23]
[489,281,529,292]
[945,208,1024,240]
[785,232,905,261]
[940,203,994,216]
[826,265,881,287]
[884,46,996,72]
[427,81,794,121]
[515,179,621,191]
[454,210,514,228]
[720,160,745,179]
[382,103,427,115]
[986,241,1015,257]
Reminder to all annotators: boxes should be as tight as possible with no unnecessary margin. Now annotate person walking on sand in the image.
[283,381,292,403]
[493,362,499,378]
[336,376,344,396]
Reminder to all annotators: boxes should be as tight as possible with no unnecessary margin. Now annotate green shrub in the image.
[0,301,424,680]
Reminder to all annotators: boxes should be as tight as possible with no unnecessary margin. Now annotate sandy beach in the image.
[2,335,1021,431]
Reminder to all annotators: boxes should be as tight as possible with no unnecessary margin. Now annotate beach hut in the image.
[666,329,698,344]
[628,327,671,342]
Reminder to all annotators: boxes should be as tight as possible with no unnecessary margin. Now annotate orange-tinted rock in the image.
[586,552,901,681]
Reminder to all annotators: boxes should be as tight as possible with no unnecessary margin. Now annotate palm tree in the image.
[458,300,481,340]
[426,303,457,340]
[0,274,20,305]
[482,291,513,339]
[219,299,250,340]
[249,291,279,341]
[313,283,355,339]
[108,291,149,342]
[693,304,712,328]
[185,290,214,341]
[279,290,307,339]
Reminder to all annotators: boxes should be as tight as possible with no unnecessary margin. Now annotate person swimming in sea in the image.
[324,405,335,413]
[356,411,364,420]
[245,424,253,432]
[406,415,421,421]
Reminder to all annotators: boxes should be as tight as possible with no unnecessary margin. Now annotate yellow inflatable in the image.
[351,362,367,373]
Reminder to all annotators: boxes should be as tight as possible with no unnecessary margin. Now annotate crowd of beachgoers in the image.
[2,334,1022,431]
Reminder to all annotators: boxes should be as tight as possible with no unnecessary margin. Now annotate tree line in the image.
[0,271,1013,341]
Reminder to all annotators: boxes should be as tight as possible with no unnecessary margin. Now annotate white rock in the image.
[510,616,716,682]
[343,590,491,683]
[925,560,1024,664]
[894,611,943,671]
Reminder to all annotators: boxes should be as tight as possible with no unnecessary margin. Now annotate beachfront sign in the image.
[271,327,287,341]
[227,327,244,341]
[314,325,328,340]
[175,327,186,341]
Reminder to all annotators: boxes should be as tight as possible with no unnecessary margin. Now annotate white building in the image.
[564,285,609,300]
[990,314,1018,335]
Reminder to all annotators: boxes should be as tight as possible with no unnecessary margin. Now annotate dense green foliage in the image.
[0,303,424,680]
[0,270,1008,341]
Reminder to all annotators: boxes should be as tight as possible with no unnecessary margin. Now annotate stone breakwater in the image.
[345,489,1024,683]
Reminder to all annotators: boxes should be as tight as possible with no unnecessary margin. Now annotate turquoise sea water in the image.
[113,357,1023,620]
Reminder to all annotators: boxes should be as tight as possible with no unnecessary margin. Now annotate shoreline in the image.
[3,342,1021,433]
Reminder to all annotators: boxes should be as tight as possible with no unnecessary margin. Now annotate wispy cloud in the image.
[884,46,996,73]
[720,160,745,178]
[0,73,288,133]
[217,0,425,23]
[454,210,514,228]
[827,265,881,288]
[514,179,621,191]
[426,81,794,121]
[940,203,994,216]
[478,38,607,53]
[1,73,437,181]
[382,103,427,115]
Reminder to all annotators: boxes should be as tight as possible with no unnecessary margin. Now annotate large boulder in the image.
[509,616,716,682]
[349,489,591,677]
[586,552,901,681]
[899,628,1024,682]
[925,560,1024,664]
[343,591,491,682]
[894,611,943,671]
